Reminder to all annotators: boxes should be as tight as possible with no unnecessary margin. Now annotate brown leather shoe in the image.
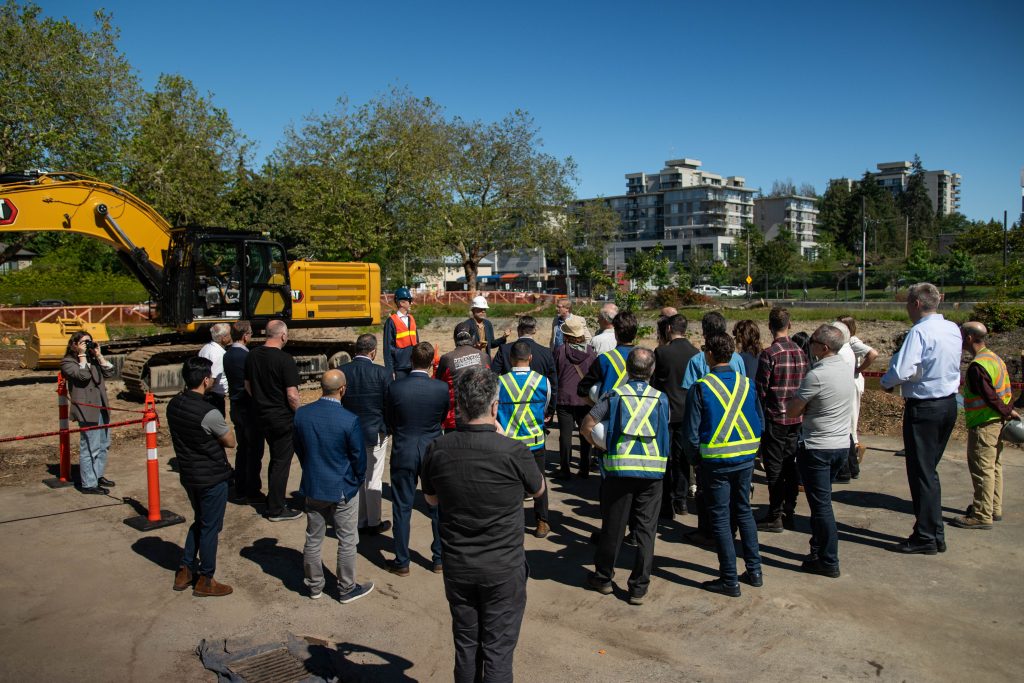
[432,563,443,574]
[534,520,550,538]
[193,575,233,597]
[173,566,193,591]
[385,560,410,577]
[856,443,866,464]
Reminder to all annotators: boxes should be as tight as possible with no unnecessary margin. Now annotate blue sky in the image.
[40,1,1024,222]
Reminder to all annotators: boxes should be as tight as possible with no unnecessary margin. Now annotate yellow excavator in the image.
[0,171,381,398]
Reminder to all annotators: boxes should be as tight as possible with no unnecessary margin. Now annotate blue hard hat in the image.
[394,287,413,302]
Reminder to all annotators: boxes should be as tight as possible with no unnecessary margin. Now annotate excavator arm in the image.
[0,172,168,298]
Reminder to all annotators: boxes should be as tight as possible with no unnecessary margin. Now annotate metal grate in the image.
[227,647,310,683]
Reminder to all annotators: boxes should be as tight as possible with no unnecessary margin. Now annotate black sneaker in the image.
[800,559,840,578]
[80,486,109,495]
[98,477,116,487]
[265,508,303,522]
[756,517,783,533]
[702,579,740,597]
[623,532,637,547]
[585,574,613,595]
[740,570,763,587]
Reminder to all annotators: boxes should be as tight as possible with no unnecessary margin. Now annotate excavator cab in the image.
[162,229,292,328]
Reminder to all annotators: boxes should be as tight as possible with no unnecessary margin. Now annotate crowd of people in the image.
[59,282,1022,681]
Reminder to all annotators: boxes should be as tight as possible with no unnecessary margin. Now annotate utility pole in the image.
[746,223,751,299]
[861,195,867,303]
[904,215,909,259]
[1004,210,1009,287]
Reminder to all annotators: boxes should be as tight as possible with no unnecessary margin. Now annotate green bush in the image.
[971,301,1024,333]
[0,267,147,305]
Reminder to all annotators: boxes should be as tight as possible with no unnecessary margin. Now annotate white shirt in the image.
[199,341,228,396]
[849,335,874,391]
[590,328,616,356]
[880,313,962,400]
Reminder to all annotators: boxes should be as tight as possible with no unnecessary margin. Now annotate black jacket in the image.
[167,391,232,489]
[652,338,700,422]
[341,356,392,442]
[491,337,558,405]
[386,372,450,470]
[464,317,507,359]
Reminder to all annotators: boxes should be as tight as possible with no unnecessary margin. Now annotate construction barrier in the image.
[0,374,184,530]
[123,394,184,531]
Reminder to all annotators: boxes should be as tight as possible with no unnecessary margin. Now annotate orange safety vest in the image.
[390,313,418,349]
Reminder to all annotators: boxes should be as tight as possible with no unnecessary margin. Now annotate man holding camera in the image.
[61,332,117,495]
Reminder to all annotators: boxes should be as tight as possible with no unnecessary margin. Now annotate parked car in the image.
[719,286,748,297]
[691,285,723,297]
[31,299,69,307]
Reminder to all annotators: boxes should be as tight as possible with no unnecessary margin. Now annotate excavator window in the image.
[193,240,242,319]
[244,241,290,319]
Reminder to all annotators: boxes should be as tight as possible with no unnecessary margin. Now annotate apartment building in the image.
[753,195,821,260]
[579,158,755,271]
[873,161,962,215]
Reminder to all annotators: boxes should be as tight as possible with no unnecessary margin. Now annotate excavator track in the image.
[120,344,204,400]
[117,338,357,402]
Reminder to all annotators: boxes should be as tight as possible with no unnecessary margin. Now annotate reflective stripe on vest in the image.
[602,349,627,390]
[963,349,1012,428]
[604,384,666,474]
[498,371,545,448]
[698,373,759,459]
[390,313,417,348]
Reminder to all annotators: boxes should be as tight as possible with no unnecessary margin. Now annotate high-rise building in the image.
[577,158,755,272]
[753,195,821,260]
[872,161,961,215]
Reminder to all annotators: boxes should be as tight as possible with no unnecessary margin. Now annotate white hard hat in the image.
[1002,419,1024,445]
[587,384,600,405]
[471,295,489,310]
[590,422,607,451]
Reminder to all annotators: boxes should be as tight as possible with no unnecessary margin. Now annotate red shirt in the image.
[755,336,809,425]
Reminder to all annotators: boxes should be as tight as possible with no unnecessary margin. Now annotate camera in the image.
[85,340,98,353]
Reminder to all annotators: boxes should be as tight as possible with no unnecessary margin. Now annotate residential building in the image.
[872,161,962,215]
[0,243,36,275]
[754,195,821,260]
[578,158,755,272]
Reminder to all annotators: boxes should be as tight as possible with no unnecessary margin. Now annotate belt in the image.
[905,393,956,404]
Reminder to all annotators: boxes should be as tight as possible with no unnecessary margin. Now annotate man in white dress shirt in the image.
[880,283,962,555]
[198,323,231,416]
[589,303,619,356]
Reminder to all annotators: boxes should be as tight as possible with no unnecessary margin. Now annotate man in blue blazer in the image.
[384,342,451,576]
[294,369,374,603]
[340,334,393,535]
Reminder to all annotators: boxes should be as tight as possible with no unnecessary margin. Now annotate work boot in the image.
[172,566,193,591]
[757,516,783,533]
[193,575,233,597]
[950,515,992,530]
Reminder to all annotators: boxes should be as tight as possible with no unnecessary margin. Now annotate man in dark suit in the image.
[464,295,510,360]
[491,316,558,401]
[340,333,392,535]
[651,314,700,518]
[384,342,450,576]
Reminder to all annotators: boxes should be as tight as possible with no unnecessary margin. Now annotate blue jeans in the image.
[391,466,442,568]
[77,412,110,489]
[703,462,761,584]
[798,447,847,567]
[182,480,229,577]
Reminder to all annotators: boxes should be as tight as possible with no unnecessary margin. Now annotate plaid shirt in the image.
[755,336,809,425]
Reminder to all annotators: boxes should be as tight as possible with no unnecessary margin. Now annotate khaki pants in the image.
[967,421,1003,523]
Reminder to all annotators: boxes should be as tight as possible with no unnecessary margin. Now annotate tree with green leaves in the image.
[944,248,976,299]
[562,200,618,296]
[126,74,249,227]
[818,179,855,251]
[436,110,577,291]
[0,1,140,265]
[901,154,935,244]
[755,229,800,297]
[263,90,448,269]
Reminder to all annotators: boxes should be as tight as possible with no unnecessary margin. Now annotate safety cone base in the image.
[123,510,185,531]
[42,477,75,489]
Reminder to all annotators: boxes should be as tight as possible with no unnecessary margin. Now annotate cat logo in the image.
[290,289,304,303]
[0,198,17,225]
